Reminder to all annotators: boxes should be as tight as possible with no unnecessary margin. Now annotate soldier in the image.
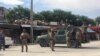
[48,28,55,51]
[76,28,82,47]
[81,22,88,34]
[0,28,5,51]
[81,22,89,42]
[66,30,72,48]
[20,29,29,52]
[66,22,74,48]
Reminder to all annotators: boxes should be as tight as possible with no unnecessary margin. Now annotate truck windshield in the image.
[57,30,65,35]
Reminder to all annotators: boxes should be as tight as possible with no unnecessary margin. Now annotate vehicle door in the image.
[55,29,66,43]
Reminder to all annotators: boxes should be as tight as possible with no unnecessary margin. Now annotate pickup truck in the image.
[36,28,81,48]
[5,36,13,48]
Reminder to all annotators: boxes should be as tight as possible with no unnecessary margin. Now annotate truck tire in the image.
[70,40,78,48]
[39,39,48,47]
[5,45,10,48]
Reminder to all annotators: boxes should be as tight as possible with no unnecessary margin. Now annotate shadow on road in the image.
[28,51,46,53]
[78,47,100,49]
[55,46,100,50]
[54,50,69,52]
[5,50,46,53]
[6,50,19,51]
[55,46,67,48]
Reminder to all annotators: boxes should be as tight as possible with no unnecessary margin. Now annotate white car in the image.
[5,36,13,48]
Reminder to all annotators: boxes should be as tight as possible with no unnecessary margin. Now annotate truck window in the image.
[57,30,65,35]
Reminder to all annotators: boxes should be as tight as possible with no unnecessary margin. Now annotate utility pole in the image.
[30,0,34,44]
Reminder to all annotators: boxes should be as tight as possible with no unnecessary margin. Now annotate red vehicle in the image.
[89,26,100,33]
[89,26,100,40]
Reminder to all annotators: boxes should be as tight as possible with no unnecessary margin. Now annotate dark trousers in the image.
[0,42,5,51]
[21,39,28,52]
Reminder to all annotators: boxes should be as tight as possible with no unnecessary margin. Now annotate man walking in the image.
[20,29,29,52]
[48,28,55,51]
[0,28,5,51]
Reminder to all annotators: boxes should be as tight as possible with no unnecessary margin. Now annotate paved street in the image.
[0,41,100,56]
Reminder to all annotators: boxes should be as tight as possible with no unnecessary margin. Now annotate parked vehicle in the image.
[5,36,13,48]
[37,26,91,48]
[37,27,82,48]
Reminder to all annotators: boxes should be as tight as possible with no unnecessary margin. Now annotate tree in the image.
[95,16,100,24]
[33,13,45,20]
[39,11,53,22]
[6,10,15,23]
[53,9,72,22]
[38,9,96,26]
[6,6,96,25]
[39,9,77,23]
[6,5,30,23]
[75,15,96,26]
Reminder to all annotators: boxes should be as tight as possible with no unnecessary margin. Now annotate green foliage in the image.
[39,11,53,22]
[6,5,30,23]
[39,9,76,23]
[75,15,96,26]
[53,9,73,22]
[38,9,96,26]
[95,16,100,24]
[6,6,96,25]
[33,13,45,20]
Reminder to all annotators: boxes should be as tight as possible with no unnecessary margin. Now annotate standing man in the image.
[0,28,5,51]
[48,28,55,51]
[81,22,89,42]
[20,29,29,52]
[76,28,82,47]
[81,22,88,33]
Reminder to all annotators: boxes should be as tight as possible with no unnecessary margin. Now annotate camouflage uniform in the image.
[66,25,82,48]
[66,24,75,48]
[66,31,71,47]
[76,28,82,47]
[48,29,55,51]
[81,23,88,42]
[81,24,88,34]
[20,29,29,52]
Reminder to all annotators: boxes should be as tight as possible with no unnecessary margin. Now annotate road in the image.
[0,41,100,56]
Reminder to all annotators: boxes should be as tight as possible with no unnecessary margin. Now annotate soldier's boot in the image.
[51,44,55,51]
[3,44,5,51]
[67,42,70,48]
[79,43,82,48]
[50,40,55,51]
[21,49,23,52]
[26,45,28,52]
[78,42,81,48]
[21,45,24,52]
[3,47,5,51]
[0,45,1,51]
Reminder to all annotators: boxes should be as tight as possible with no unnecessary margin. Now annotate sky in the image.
[0,0,100,19]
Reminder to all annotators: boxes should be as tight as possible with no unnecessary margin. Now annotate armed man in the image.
[0,28,5,51]
[48,27,55,51]
[81,22,89,42]
[20,29,30,52]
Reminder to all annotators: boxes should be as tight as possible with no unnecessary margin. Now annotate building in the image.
[0,7,7,23]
